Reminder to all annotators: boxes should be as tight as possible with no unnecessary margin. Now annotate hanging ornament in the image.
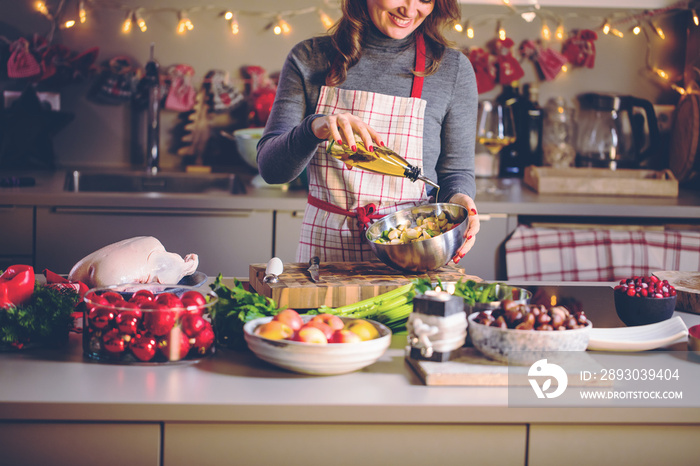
[164,64,197,112]
[519,39,569,81]
[561,29,597,69]
[465,47,497,94]
[203,70,244,113]
[493,37,524,85]
[6,38,41,79]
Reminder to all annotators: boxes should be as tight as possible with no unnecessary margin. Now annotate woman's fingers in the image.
[450,194,481,264]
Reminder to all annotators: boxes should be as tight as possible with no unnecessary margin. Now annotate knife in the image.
[308,256,321,283]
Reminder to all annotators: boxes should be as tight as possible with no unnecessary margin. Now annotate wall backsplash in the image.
[0,1,689,171]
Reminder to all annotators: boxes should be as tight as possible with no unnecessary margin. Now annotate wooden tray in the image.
[523,166,679,197]
[249,261,478,309]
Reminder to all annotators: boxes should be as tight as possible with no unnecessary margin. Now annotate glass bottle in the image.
[542,97,576,168]
[326,139,440,193]
[498,82,524,177]
[522,83,543,168]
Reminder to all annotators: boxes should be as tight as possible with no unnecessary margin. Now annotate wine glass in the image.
[476,100,516,155]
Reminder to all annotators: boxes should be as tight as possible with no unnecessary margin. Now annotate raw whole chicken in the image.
[68,236,199,287]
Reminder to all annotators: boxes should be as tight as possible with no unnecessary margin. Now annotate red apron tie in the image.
[307,194,384,232]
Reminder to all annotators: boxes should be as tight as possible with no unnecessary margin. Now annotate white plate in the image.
[587,316,689,352]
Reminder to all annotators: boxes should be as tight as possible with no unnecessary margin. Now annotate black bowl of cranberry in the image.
[613,276,677,327]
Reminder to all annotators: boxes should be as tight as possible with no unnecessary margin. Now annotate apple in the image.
[158,327,191,361]
[130,333,158,362]
[292,325,328,344]
[311,313,344,332]
[273,309,304,331]
[329,329,362,344]
[254,321,293,340]
[301,321,333,340]
[345,319,380,341]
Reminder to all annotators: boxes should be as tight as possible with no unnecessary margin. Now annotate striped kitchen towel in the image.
[505,225,700,281]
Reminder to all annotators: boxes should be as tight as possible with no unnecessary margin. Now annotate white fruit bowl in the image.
[243,315,392,375]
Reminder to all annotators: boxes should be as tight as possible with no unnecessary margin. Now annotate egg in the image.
[265,257,284,277]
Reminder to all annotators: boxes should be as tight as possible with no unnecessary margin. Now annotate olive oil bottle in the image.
[326,139,440,196]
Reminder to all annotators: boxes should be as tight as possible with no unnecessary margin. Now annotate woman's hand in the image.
[311,112,383,151]
[448,193,480,265]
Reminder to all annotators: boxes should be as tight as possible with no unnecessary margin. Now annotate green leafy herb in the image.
[0,281,79,349]
[209,274,280,350]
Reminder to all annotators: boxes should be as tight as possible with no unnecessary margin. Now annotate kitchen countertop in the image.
[1,281,699,426]
[2,169,700,219]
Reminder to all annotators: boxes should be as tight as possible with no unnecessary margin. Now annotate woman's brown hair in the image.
[326,0,461,86]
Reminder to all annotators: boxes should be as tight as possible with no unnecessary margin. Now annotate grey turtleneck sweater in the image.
[257,25,478,202]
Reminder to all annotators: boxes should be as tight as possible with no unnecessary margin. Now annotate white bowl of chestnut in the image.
[468,300,592,366]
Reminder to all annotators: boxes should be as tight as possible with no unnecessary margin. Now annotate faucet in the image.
[144,43,160,175]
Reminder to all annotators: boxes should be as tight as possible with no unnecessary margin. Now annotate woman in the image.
[257,0,480,265]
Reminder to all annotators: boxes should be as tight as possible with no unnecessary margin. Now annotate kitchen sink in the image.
[64,170,246,194]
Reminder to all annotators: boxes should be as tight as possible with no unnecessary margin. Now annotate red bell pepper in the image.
[0,264,35,308]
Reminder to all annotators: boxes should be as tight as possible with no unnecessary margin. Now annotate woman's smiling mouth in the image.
[389,13,412,27]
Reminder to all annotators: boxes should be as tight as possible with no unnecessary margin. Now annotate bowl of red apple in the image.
[243,309,392,375]
[82,284,217,364]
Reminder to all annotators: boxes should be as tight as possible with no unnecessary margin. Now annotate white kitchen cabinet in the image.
[0,205,34,270]
[35,206,273,278]
[164,422,527,466]
[273,209,305,263]
[458,212,512,280]
[0,421,160,466]
[528,424,700,465]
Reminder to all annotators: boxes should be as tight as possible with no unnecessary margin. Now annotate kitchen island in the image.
[2,170,700,280]
[1,280,699,466]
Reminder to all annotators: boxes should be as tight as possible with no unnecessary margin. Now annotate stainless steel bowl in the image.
[365,203,468,272]
[465,283,533,314]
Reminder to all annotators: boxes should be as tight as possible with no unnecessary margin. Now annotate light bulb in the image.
[454,22,463,33]
[652,21,665,39]
[632,24,641,35]
[78,1,86,23]
[466,22,474,39]
[318,9,334,29]
[561,64,568,73]
[611,28,624,38]
[602,19,611,35]
[654,67,669,80]
[273,25,282,35]
[497,22,506,41]
[177,12,193,34]
[35,1,49,16]
[63,19,76,28]
[122,12,133,33]
[541,21,551,41]
[277,17,291,34]
[230,12,240,35]
[224,11,233,21]
[136,12,147,32]
[693,10,699,27]
[555,23,564,40]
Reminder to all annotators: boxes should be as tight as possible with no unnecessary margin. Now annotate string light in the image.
[453,21,463,33]
[555,22,564,40]
[78,1,86,23]
[273,16,291,35]
[602,18,611,35]
[693,10,699,26]
[34,1,50,17]
[497,20,506,40]
[122,10,133,33]
[62,19,76,29]
[177,11,194,34]
[541,20,551,41]
[651,20,665,39]
[135,9,147,32]
[318,9,334,29]
[521,11,537,22]
[632,23,642,35]
[561,64,568,73]
[230,11,240,35]
[466,21,474,39]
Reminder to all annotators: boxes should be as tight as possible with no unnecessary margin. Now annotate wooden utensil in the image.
[249,261,478,309]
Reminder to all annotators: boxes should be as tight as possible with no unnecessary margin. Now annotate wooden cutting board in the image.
[249,261,479,309]
[653,271,700,315]
[406,347,610,386]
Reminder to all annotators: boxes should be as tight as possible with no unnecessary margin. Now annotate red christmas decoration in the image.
[519,40,569,81]
[466,47,497,94]
[562,29,597,69]
[494,37,524,85]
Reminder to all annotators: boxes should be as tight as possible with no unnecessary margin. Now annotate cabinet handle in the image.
[50,207,256,218]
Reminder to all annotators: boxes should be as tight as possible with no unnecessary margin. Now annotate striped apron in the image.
[296,35,428,262]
